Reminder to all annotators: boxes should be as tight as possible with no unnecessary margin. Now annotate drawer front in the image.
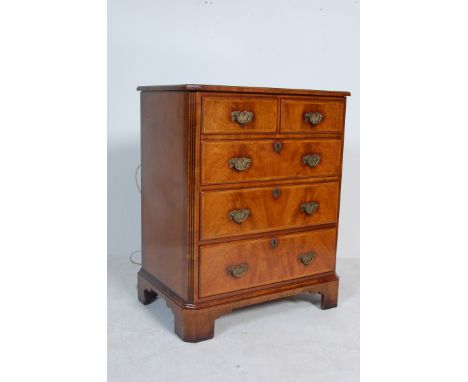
[280,98,344,133]
[199,228,336,298]
[201,181,339,240]
[202,95,277,134]
[201,139,341,185]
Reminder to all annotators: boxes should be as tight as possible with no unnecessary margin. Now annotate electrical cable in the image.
[129,250,142,265]
[135,164,141,193]
[130,164,142,265]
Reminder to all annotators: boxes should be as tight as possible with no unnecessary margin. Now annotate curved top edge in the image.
[136,84,351,97]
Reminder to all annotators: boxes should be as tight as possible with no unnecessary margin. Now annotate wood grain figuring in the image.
[199,229,337,298]
[137,84,349,342]
[280,97,345,133]
[201,181,339,240]
[201,139,342,184]
[202,95,277,134]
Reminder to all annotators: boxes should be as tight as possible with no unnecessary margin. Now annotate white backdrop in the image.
[108,0,359,258]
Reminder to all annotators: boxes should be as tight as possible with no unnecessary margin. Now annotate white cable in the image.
[130,165,142,265]
[135,164,141,193]
[129,250,141,265]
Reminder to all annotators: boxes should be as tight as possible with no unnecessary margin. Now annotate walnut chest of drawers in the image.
[136,84,350,342]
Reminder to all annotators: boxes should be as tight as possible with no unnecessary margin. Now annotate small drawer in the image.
[201,138,341,185]
[199,228,336,298]
[202,95,277,134]
[280,97,344,133]
[201,181,339,240]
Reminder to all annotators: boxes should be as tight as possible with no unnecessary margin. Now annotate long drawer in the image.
[200,181,339,240]
[201,139,342,185]
[199,228,337,298]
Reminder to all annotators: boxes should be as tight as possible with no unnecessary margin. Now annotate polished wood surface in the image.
[202,95,277,134]
[200,181,339,240]
[199,228,336,298]
[201,138,342,184]
[137,84,351,97]
[280,97,345,133]
[140,91,191,300]
[137,84,349,342]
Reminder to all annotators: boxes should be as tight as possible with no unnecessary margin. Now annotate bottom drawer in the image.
[199,228,336,298]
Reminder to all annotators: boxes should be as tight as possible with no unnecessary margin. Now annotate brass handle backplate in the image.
[227,263,249,278]
[228,208,250,224]
[300,202,319,215]
[298,252,317,265]
[303,154,321,168]
[229,157,251,171]
[304,112,324,126]
[231,111,254,126]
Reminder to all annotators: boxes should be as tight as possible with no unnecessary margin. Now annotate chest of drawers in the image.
[136,84,350,342]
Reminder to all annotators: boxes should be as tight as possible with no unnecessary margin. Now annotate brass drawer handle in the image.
[228,208,250,224]
[304,112,323,126]
[303,154,321,168]
[229,157,252,171]
[298,252,317,265]
[227,263,249,278]
[300,201,319,215]
[231,111,254,126]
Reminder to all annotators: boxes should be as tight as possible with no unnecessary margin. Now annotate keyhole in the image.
[271,238,278,248]
[273,141,282,153]
[272,188,281,199]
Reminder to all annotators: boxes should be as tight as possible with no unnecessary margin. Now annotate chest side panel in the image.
[141,91,190,301]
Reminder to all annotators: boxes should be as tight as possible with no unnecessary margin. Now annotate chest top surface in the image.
[137,84,351,97]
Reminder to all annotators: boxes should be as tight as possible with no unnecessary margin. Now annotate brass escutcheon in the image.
[273,141,282,153]
[304,111,324,126]
[272,188,281,199]
[231,111,254,126]
[270,238,278,248]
